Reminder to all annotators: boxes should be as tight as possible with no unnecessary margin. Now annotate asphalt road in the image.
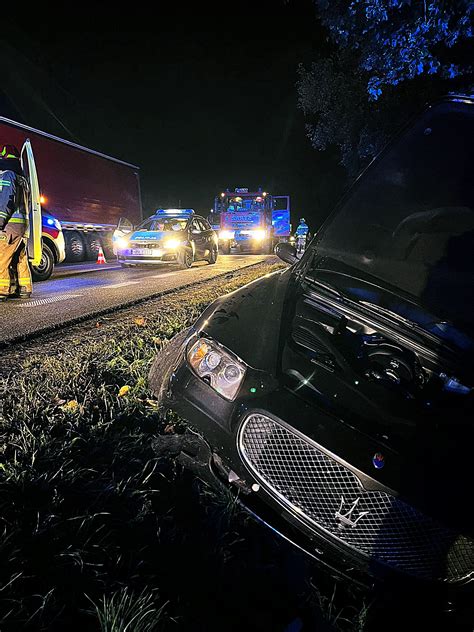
[0,255,272,344]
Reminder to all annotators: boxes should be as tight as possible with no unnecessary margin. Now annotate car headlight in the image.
[187,337,246,401]
[163,238,183,249]
[252,229,266,241]
[115,236,129,249]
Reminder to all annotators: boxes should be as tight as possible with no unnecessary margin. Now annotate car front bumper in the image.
[158,337,474,599]
[117,248,178,265]
[55,230,66,263]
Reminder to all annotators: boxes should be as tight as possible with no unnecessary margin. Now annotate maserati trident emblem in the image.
[335,496,369,529]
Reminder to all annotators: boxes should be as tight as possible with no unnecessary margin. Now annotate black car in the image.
[149,96,474,596]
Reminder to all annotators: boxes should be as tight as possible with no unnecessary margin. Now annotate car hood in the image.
[309,96,474,338]
[130,230,184,241]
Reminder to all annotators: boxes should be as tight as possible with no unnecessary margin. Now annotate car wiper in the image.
[358,301,417,329]
[304,274,344,299]
[358,301,449,348]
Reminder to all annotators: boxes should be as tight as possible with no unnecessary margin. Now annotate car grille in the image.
[130,242,160,248]
[239,414,474,583]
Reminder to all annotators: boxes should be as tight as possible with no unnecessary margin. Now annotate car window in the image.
[199,218,211,231]
[136,219,153,231]
[149,218,187,232]
[191,219,202,232]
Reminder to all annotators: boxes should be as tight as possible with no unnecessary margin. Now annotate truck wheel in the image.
[178,247,194,269]
[31,242,55,281]
[84,232,103,260]
[64,230,86,262]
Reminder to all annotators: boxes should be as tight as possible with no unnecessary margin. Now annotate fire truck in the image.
[209,187,291,254]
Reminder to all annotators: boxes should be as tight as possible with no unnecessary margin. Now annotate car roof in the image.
[144,214,210,226]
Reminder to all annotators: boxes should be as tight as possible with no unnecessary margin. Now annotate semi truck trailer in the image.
[0,116,142,280]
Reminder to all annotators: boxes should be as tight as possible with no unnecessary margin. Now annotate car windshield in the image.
[310,99,474,336]
[136,218,187,232]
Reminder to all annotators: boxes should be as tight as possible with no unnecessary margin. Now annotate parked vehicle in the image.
[30,211,66,282]
[0,116,142,278]
[115,208,218,268]
[211,188,290,254]
[149,96,474,601]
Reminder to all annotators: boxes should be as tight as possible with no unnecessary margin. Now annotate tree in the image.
[297,1,474,174]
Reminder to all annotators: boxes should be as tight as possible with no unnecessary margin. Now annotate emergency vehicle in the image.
[0,116,142,278]
[210,188,291,254]
[114,208,218,268]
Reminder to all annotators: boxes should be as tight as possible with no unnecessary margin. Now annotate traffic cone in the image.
[96,246,106,264]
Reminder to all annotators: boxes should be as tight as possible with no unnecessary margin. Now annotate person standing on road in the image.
[295,217,310,255]
[0,144,32,302]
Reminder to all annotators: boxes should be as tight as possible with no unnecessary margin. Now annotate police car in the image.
[114,209,218,268]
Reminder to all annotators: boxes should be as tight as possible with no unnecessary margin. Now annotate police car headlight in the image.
[187,337,246,401]
[115,236,129,249]
[163,238,183,249]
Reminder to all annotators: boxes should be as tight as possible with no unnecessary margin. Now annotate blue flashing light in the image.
[153,208,194,217]
[47,218,55,226]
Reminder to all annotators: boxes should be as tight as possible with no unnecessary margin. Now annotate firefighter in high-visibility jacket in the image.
[0,144,32,301]
[295,217,310,255]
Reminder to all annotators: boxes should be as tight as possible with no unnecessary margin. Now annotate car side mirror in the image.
[275,242,298,265]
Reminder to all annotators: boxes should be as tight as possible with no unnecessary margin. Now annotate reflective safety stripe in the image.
[19,278,31,282]
[0,148,17,158]
[8,218,27,223]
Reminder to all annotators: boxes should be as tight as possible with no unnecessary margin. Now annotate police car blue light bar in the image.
[153,208,194,217]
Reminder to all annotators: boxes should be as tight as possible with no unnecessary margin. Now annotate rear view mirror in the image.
[275,242,298,265]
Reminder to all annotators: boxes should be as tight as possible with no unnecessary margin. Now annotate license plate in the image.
[131,248,162,256]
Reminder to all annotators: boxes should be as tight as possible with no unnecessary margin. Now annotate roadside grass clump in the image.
[87,587,168,632]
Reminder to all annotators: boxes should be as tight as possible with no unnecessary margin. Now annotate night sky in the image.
[1,1,346,229]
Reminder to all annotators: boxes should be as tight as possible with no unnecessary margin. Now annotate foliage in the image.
[298,0,474,172]
[87,587,167,632]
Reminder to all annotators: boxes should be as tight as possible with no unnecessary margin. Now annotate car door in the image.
[190,218,205,259]
[20,139,42,267]
[200,217,216,255]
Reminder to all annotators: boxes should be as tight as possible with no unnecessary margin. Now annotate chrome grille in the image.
[130,241,160,248]
[239,414,474,583]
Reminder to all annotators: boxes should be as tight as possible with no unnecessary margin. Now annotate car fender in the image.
[194,267,292,372]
